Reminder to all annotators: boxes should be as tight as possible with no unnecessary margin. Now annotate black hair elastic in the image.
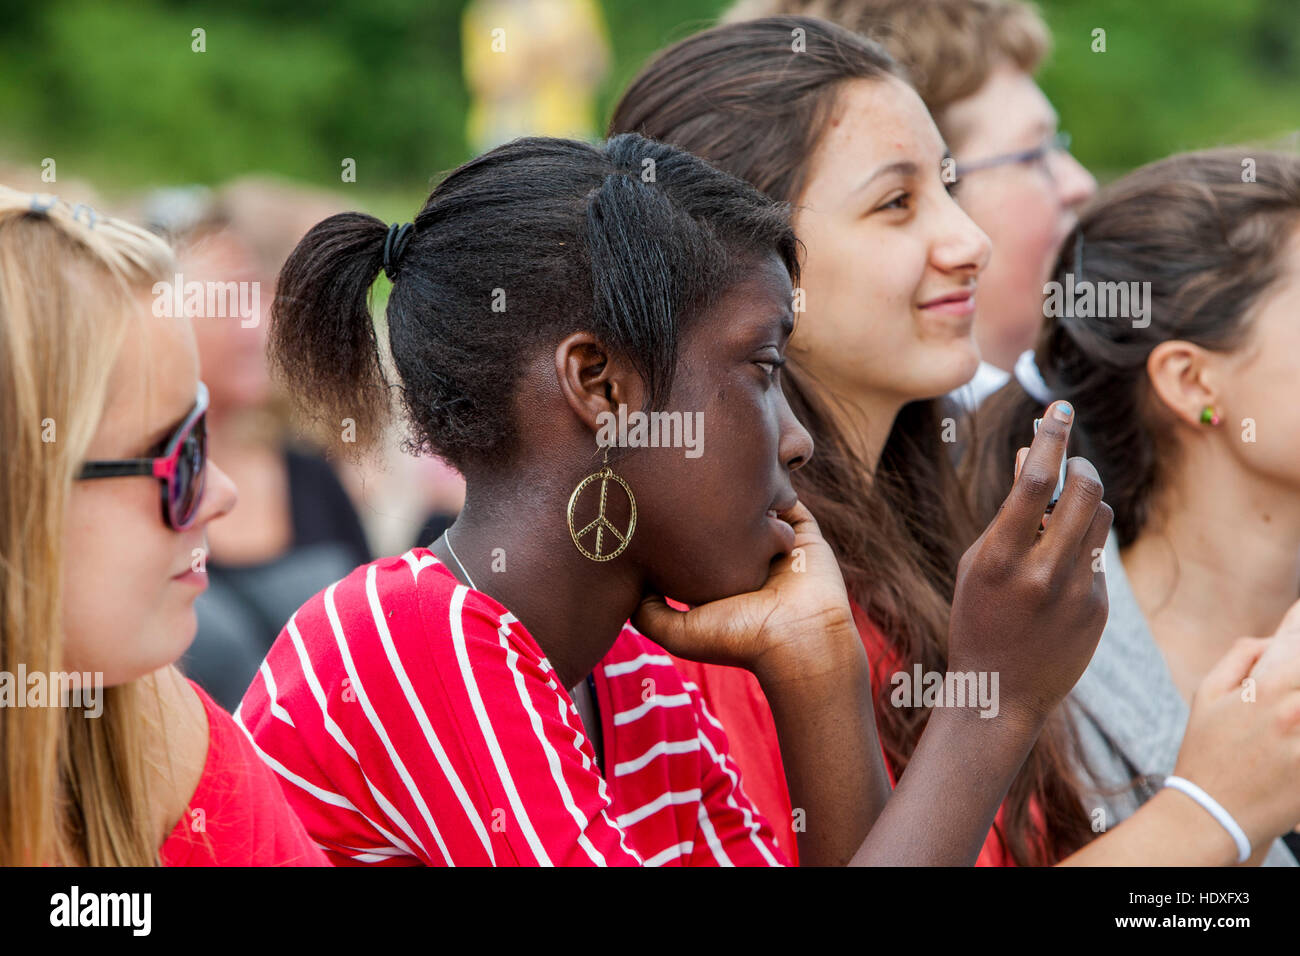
[383,222,414,280]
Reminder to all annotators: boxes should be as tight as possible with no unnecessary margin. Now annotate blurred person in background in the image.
[141,185,371,712]
[726,0,1097,405]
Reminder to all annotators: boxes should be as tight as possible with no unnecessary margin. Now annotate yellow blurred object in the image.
[463,0,611,151]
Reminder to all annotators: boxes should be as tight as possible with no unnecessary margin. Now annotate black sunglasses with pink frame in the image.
[76,382,209,531]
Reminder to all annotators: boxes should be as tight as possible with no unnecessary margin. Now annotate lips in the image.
[766,510,798,553]
[171,568,208,591]
[765,491,799,553]
[767,492,798,518]
[918,287,976,309]
[173,538,210,580]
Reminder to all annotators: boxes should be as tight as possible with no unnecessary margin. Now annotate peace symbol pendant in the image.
[566,465,637,562]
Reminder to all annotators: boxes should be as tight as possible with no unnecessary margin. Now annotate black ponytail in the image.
[269,212,392,454]
[269,133,798,471]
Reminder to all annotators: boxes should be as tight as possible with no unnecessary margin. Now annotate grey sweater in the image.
[1067,531,1297,866]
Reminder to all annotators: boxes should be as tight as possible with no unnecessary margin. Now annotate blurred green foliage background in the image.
[0,0,1296,215]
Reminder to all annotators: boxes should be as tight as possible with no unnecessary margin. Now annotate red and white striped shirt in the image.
[236,549,786,866]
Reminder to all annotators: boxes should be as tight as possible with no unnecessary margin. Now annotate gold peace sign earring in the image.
[566,445,637,562]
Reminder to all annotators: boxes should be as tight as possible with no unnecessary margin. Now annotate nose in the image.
[778,391,814,473]
[195,460,238,527]
[1053,151,1097,212]
[932,193,992,277]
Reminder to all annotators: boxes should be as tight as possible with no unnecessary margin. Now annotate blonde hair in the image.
[0,185,177,865]
[722,0,1051,144]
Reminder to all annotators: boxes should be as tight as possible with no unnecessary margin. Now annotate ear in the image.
[1146,340,1223,427]
[553,332,647,437]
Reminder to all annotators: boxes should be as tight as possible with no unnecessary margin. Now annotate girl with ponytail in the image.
[239,131,1118,866]
[970,148,1300,865]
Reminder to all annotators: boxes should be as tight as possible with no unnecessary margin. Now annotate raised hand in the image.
[952,400,1113,727]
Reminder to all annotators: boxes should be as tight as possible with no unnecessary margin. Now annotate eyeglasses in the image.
[955,131,1073,179]
[77,382,209,531]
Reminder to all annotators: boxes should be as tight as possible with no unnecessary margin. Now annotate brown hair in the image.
[610,15,1091,864]
[723,0,1050,145]
[969,149,1300,546]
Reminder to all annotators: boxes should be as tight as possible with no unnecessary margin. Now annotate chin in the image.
[915,345,983,399]
[734,531,783,595]
[85,655,157,688]
[955,346,984,384]
[154,608,201,668]
[665,561,769,607]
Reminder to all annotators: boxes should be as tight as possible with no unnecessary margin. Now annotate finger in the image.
[1040,456,1106,551]
[632,594,687,646]
[998,400,1074,550]
[1081,501,1114,579]
[775,498,817,534]
[1273,597,1300,639]
[1202,636,1271,696]
[774,498,831,555]
[1014,447,1028,482]
[1248,599,1300,679]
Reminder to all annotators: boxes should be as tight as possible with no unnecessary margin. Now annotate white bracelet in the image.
[1162,775,1252,864]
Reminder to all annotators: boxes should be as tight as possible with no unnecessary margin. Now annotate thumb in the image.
[633,594,688,647]
[1272,597,1300,639]
[1201,636,1271,697]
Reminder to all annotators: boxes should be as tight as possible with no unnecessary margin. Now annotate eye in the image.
[877,191,911,212]
[754,354,785,381]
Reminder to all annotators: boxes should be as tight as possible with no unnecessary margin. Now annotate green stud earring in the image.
[1200,406,1221,426]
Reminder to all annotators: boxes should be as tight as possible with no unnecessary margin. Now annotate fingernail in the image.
[1052,401,1073,423]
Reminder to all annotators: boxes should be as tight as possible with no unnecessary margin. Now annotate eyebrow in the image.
[850,150,954,196]
[745,310,795,349]
[850,160,918,196]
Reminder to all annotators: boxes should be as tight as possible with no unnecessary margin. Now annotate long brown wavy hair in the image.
[609,15,1094,865]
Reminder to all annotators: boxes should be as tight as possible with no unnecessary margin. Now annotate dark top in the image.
[183,448,371,712]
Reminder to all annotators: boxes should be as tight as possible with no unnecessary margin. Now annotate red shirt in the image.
[854,605,1022,866]
[237,549,785,866]
[160,679,329,866]
[672,601,1026,866]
